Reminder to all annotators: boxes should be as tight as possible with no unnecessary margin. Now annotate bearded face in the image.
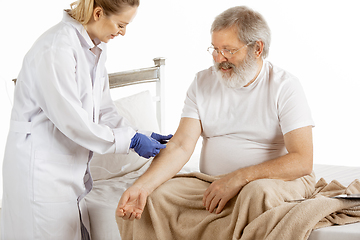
[214,50,259,89]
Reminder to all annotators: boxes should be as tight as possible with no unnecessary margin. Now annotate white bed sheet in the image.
[313,164,360,187]
[308,164,360,240]
[85,161,151,240]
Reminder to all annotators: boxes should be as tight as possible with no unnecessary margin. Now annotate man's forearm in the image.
[132,118,202,194]
[239,126,314,183]
[131,139,195,194]
[237,152,313,184]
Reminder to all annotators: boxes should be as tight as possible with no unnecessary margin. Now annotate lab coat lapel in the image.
[92,45,106,124]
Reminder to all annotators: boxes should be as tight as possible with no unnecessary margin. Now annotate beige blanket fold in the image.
[116,172,360,240]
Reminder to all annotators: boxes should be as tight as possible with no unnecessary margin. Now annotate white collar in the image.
[62,10,103,50]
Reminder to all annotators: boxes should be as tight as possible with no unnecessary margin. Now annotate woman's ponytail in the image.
[69,0,96,25]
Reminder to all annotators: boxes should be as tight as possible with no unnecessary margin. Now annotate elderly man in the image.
[116,6,315,239]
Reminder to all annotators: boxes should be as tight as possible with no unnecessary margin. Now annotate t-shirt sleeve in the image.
[277,78,315,135]
[181,75,201,120]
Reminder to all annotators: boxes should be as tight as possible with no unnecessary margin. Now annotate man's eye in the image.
[118,25,125,28]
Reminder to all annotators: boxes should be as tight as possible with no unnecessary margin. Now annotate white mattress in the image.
[85,160,360,240]
[308,164,360,240]
[313,164,360,187]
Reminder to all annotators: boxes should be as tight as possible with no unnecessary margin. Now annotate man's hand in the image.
[116,185,149,221]
[202,172,248,214]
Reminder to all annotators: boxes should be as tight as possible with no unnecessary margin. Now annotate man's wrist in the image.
[234,168,252,186]
[133,179,155,196]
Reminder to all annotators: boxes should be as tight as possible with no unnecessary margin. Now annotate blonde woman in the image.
[1,0,171,239]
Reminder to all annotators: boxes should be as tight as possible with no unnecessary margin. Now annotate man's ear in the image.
[93,6,104,21]
[254,41,264,58]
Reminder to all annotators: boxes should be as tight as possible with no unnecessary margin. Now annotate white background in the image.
[1,0,360,201]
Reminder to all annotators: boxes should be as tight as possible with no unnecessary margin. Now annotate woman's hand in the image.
[202,172,248,214]
[130,133,166,159]
[116,185,149,221]
[151,132,173,144]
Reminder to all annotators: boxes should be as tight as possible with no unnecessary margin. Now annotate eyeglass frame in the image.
[207,42,253,59]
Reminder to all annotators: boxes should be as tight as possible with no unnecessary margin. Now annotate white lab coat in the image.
[1,11,136,240]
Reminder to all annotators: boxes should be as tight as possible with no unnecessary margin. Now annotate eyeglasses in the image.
[207,43,251,59]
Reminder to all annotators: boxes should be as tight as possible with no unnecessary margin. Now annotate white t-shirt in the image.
[181,60,314,176]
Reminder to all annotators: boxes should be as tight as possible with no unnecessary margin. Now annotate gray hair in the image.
[211,6,271,59]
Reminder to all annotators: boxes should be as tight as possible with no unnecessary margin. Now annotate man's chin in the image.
[219,69,234,80]
[216,71,247,89]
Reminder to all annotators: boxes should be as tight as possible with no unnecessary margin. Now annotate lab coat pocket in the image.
[33,151,75,203]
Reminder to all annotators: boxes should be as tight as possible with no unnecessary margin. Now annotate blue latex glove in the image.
[151,132,173,144]
[130,133,166,159]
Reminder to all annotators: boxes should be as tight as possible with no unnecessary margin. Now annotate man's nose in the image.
[214,51,227,63]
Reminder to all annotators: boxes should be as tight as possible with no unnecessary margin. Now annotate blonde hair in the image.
[69,0,140,24]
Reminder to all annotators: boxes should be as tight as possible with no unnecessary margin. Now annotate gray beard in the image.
[214,54,258,89]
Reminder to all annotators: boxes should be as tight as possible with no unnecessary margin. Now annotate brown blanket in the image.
[116,172,360,240]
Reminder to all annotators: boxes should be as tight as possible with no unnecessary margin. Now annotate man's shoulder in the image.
[186,66,220,95]
[196,66,215,77]
[265,61,300,86]
[194,66,218,85]
[262,61,305,100]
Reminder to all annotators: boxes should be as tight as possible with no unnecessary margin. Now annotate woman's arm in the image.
[116,117,202,220]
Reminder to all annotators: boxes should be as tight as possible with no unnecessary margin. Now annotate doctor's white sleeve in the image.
[32,47,135,155]
[98,71,138,152]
